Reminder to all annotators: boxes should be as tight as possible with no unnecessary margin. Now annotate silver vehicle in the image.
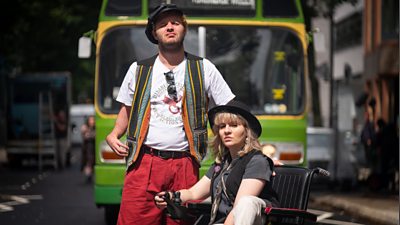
[70,104,95,146]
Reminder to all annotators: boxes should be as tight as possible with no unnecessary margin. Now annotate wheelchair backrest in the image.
[271,166,317,210]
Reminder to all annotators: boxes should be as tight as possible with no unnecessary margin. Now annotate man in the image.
[106,3,235,225]
[54,109,68,169]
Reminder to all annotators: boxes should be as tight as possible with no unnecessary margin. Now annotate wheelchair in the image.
[163,165,330,225]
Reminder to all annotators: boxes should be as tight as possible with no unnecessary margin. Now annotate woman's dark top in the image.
[205,150,279,222]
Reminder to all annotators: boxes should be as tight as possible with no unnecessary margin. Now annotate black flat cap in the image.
[145,3,184,44]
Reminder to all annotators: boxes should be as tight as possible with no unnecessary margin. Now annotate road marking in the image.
[308,208,364,225]
[309,208,334,221]
[317,212,335,221]
[0,204,13,212]
[19,195,43,200]
[10,195,30,203]
[0,195,43,213]
[20,172,49,190]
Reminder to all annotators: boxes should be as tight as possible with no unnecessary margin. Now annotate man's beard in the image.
[159,39,184,53]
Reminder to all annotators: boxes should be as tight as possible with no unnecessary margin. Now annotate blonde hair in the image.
[181,15,188,30]
[210,112,262,163]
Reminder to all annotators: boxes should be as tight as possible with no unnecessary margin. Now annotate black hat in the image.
[145,3,184,44]
[208,100,262,137]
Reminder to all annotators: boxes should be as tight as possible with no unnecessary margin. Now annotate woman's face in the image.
[88,116,95,127]
[218,121,247,151]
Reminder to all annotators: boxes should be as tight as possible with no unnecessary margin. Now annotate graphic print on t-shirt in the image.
[151,82,184,125]
[162,95,182,114]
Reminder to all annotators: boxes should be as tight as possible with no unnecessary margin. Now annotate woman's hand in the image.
[271,159,284,176]
[154,191,171,209]
[272,159,283,166]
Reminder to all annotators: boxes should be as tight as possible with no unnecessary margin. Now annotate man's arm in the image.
[106,105,131,157]
[203,59,235,105]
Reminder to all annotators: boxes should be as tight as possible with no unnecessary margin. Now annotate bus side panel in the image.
[95,166,125,204]
[94,117,125,204]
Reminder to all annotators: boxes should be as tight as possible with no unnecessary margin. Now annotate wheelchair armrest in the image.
[187,199,212,214]
[264,207,317,222]
[186,200,212,225]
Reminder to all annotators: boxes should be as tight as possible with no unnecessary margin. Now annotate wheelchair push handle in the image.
[314,167,330,177]
[160,191,194,220]
[162,191,171,201]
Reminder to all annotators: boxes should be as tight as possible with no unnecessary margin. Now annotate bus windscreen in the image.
[98,26,305,115]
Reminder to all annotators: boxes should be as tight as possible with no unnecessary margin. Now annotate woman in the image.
[155,101,279,225]
[81,115,96,181]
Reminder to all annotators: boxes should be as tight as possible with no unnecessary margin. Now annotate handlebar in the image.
[314,167,330,177]
[161,192,194,220]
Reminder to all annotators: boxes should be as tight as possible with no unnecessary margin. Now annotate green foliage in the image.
[0,0,102,103]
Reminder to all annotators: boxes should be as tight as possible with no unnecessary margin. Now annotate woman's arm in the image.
[180,175,211,203]
[224,178,266,225]
[154,175,211,208]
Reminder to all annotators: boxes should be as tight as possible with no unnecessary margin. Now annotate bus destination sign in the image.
[149,0,256,17]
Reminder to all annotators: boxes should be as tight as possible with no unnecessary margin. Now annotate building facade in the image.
[312,0,398,189]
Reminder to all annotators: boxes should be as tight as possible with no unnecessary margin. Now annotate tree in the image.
[0,0,101,103]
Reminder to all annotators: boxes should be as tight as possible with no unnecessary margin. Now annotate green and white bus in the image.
[80,0,309,223]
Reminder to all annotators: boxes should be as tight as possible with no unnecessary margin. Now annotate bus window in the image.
[196,26,305,115]
[98,27,158,114]
[98,26,304,115]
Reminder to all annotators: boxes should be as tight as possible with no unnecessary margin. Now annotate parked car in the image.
[307,127,334,171]
[70,104,95,145]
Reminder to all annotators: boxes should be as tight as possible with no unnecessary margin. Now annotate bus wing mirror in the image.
[312,30,326,53]
[78,36,92,58]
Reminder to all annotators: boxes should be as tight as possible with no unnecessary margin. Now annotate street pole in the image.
[329,1,339,184]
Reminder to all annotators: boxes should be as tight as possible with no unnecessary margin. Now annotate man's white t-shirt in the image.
[116,56,235,151]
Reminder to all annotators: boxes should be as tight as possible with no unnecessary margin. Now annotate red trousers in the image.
[117,151,199,225]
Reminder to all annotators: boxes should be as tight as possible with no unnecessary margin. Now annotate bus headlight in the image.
[262,142,304,165]
[99,141,125,164]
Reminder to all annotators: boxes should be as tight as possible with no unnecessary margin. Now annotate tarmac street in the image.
[310,192,399,225]
[0,147,398,225]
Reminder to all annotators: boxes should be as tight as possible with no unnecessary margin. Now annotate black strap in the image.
[209,160,231,225]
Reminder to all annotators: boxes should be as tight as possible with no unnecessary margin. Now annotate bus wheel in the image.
[105,205,119,225]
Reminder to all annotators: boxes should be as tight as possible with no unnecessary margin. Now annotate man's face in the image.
[152,12,186,48]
